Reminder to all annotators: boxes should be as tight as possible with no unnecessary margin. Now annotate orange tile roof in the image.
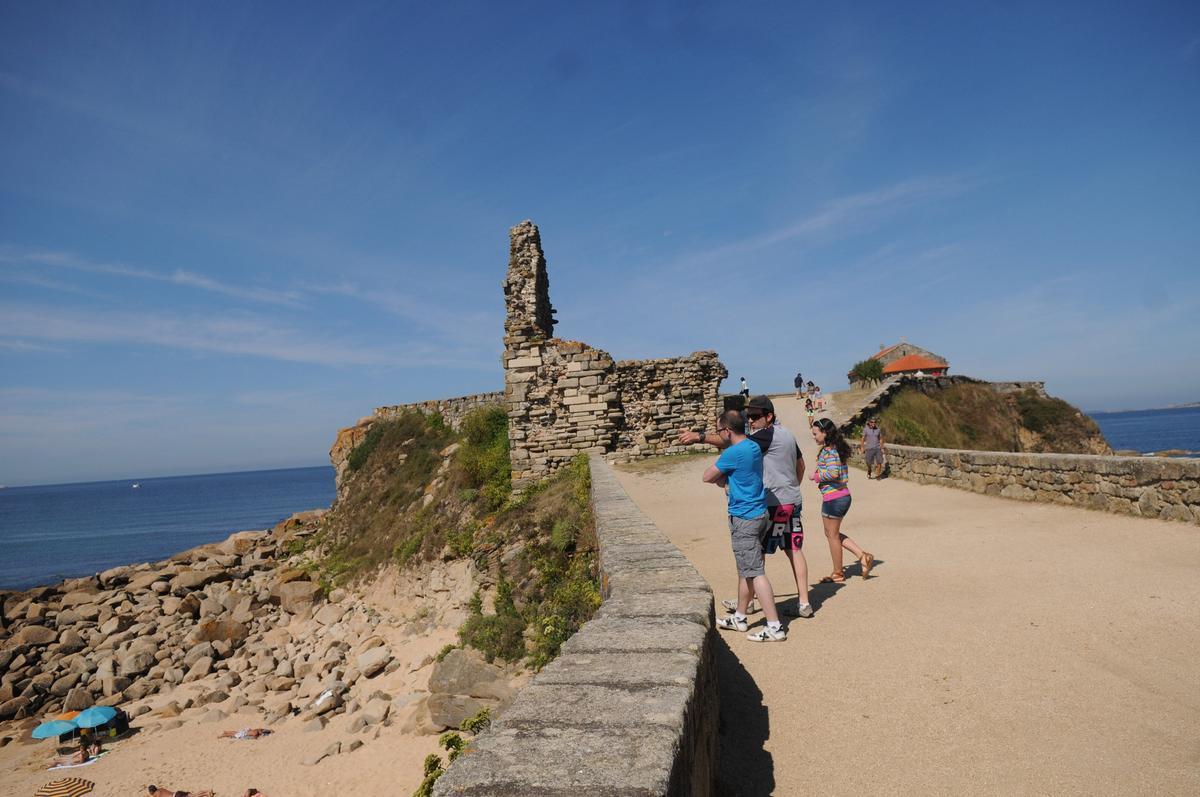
[882,354,947,374]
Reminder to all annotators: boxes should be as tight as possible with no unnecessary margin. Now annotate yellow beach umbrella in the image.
[34,778,94,797]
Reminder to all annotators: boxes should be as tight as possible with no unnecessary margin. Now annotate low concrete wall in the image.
[433,457,718,796]
[851,445,1200,525]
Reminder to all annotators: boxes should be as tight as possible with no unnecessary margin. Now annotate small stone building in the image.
[850,341,949,387]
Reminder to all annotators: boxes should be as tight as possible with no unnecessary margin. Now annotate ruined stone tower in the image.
[503,221,556,345]
[502,220,727,489]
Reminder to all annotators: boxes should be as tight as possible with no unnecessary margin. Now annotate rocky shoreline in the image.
[0,508,526,766]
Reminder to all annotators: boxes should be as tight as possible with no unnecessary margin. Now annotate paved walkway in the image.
[612,395,1200,796]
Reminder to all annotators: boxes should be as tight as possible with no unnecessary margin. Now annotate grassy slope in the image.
[873,384,1111,454]
[296,408,601,670]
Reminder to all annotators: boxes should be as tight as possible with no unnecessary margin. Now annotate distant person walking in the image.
[811,384,824,409]
[794,371,804,398]
[861,417,886,479]
[702,408,787,641]
[810,417,875,583]
[805,398,816,427]
[739,376,750,398]
[680,396,813,618]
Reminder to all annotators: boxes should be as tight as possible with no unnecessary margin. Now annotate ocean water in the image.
[1088,406,1200,456]
[0,466,335,591]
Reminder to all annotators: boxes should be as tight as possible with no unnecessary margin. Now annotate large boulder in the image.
[355,646,392,678]
[15,625,56,646]
[428,648,513,700]
[0,697,31,720]
[59,590,100,609]
[118,650,156,678]
[219,531,266,556]
[426,693,491,730]
[63,686,93,711]
[57,629,86,655]
[189,619,249,646]
[172,570,230,594]
[275,581,322,614]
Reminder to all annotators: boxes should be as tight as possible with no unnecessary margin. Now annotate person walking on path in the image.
[702,408,787,641]
[680,396,813,618]
[811,417,874,583]
[861,417,887,479]
[739,376,750,398]
[794,371,804,398]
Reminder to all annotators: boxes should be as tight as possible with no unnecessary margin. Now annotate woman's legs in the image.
[823,515,845,573]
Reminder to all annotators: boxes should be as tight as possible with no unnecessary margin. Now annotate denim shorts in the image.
[821,494,852,519]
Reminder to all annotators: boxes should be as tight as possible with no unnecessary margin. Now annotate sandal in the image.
[860,552,875,580]
[819,570,845,584]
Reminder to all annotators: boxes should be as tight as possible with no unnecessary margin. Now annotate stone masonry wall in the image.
[613,353,727,459]
[374,391,504,430]
[849,445,1200,525]
[433,456,718,796]
[503,221,724,488]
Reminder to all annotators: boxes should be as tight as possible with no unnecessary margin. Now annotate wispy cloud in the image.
[0,339,65,353]
[0,247,303,306]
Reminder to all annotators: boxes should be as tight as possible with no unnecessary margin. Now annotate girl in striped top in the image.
[810,418,874,584]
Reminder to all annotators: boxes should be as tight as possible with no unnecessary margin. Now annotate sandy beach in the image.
[613,395,1200,796]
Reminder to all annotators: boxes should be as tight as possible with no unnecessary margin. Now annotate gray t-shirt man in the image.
[750,423,803,506]
[863,425,883,450]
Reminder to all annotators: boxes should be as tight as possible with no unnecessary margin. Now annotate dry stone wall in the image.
[374,392,504,430]
[613,354,727,458]
[850,445,1200,524]
[432,456,718,796]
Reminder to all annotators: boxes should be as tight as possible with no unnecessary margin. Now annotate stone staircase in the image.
[824,377,904,429]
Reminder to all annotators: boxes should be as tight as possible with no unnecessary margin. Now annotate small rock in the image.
[356,646,392,678]
[302,741,340,766]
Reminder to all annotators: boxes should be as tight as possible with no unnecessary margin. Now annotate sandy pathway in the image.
[613,395,1200,796]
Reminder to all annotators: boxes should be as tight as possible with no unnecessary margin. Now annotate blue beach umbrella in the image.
[73,706,117,729]
[32,719,78,739]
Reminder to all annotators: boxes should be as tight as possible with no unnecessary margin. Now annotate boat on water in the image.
[131,483,140,489]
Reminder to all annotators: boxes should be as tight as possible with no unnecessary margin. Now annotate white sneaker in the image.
[783,602,814,618]
[722,598,758,614]
[716,615,749,632]
[747,625,787,642]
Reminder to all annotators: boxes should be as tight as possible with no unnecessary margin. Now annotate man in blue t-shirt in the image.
[702,409,786,642]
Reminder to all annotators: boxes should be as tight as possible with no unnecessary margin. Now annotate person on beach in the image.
[739,376,750,398]
[49,739,101,768]
[811,385,823,409]
[794,371,804,398]
[702,408,787,641]
[219,728,271,739]
[805,398,816,427]
[811,417,875,583]
[861,417,887,479]
[679,396,813,618]
[147,787,214,797]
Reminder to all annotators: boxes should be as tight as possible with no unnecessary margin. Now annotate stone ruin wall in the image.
[613,354,727,459]
[503,220,726,487]
[374,392,504,430]
[331,220,726,492]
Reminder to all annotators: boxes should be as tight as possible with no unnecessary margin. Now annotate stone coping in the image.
[433,456,718,796]
[853,444,1199,524]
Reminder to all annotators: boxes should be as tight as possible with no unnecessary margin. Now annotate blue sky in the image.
[2,1,1198,486]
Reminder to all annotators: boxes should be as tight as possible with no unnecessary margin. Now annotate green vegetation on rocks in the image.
[302,407,602,669]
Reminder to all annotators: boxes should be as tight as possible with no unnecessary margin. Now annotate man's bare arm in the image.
[702,464,728,486]
[679,429,730,449]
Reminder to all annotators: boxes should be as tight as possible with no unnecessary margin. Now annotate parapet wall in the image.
[850,445,1200,525]
[433,456,719,796]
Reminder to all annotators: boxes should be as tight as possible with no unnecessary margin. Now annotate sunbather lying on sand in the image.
[219,728,271,739]
[242,790,270,797]
[146,786,214,797]
[49,741,101,767]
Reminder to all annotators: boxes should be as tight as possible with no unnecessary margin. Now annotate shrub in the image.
[458,577,526,663]
[461,707,492,734]
[458,407,511,510]
[347,423,386,472]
